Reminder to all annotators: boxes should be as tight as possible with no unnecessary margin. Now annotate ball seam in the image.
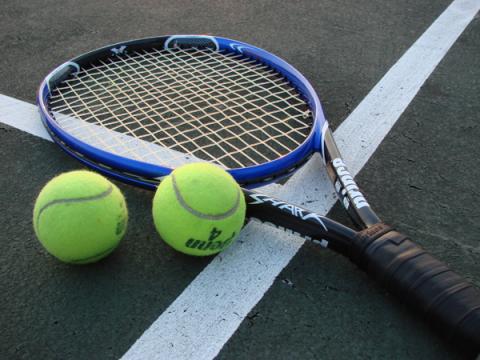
[171,174,240,220]
[35,185,114,228]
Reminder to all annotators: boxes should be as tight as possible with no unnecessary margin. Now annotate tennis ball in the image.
[33,170,128,264]
[152,163,246,256]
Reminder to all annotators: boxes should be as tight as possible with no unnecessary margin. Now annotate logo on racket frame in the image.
[332,158,370,210]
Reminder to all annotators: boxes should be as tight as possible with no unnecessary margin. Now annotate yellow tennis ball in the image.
[152,163,246,256]
[33,170,128,264]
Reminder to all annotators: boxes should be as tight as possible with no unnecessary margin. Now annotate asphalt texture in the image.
[0,0,479,359]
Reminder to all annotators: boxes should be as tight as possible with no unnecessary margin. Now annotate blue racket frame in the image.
[37,35,327,188]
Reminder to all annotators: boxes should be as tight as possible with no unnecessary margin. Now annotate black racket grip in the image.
[350,224,480,353]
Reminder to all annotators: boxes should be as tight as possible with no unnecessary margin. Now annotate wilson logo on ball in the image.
[184,227,236,251]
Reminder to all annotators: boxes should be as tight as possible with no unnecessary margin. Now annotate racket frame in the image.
[37,35,327,187]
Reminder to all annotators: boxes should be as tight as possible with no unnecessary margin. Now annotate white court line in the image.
[0,95,51,141]
[0,1,477,359]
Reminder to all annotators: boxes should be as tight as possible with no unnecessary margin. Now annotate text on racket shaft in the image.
[246,194,329,246]
[247,194,327,229]
[332,158,370,210]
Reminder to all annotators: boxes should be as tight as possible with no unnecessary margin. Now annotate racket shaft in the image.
[323,129,381,228]
[244,189,355,253]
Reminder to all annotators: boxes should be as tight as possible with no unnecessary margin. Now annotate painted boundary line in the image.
[0,95,51,141]
[120,1,479,359]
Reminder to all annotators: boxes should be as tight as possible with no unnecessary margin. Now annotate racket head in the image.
[37,35,328,187]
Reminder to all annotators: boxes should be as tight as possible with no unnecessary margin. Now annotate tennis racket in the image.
[37,35,480,352]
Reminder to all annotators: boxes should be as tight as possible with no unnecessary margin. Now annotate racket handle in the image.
[350,224,480,354]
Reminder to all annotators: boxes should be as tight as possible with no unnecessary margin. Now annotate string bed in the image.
[48,47,313,169]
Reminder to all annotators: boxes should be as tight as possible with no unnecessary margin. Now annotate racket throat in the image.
[323,129,381,228]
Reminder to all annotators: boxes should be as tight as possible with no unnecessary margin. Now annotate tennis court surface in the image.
[1,0,479,359]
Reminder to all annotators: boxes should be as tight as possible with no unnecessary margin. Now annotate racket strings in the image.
[48,47,313,169]
[56,48,307,142]
[135,49,309,160]
[118,50,292,162]
[50,50,262,110]
[52,46,310,165]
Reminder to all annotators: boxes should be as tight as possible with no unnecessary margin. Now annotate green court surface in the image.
[0,1,479,359]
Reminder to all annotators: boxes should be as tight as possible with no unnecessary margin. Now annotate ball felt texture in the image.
[152,163,246,256]
[33,170,128,264]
